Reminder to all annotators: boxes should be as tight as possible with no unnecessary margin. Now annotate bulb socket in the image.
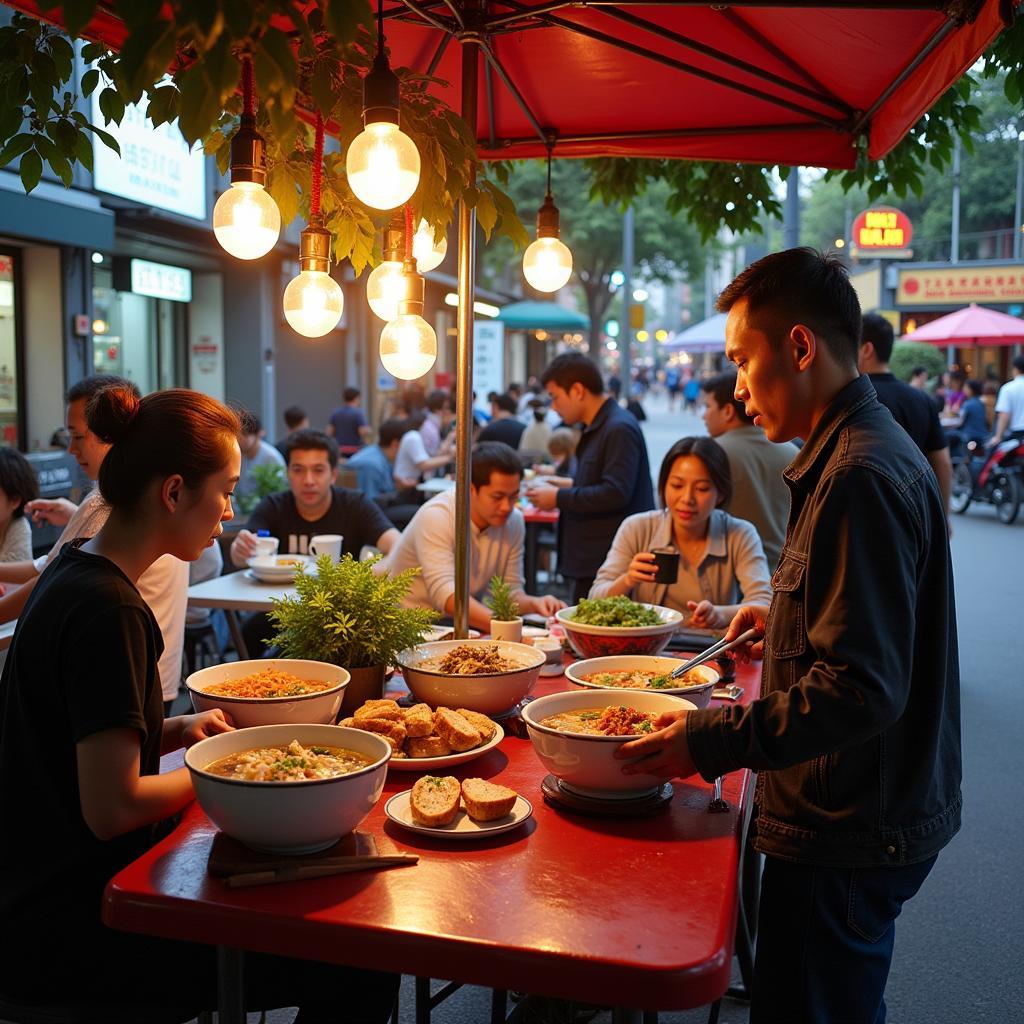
[396,258,425,317]
[299,217,333,274]
[536,194,561,239]
[381,213,407,263]
[229,114,268,187]
[363,51,401,128]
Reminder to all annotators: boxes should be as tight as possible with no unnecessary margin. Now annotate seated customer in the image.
[393,412,454,493]
[946,378,989,452]
[476,392,526,448]
[345,417,411,500]
[378,442,565,632]
[590,437,772,629]
[231,429,399,567]
[0,448,38,563]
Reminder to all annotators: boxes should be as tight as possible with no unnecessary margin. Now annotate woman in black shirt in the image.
[0,386,396,1021]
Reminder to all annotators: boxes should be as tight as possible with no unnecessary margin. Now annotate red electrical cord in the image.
[311,113,324,218]
[242,56,255,119]
[404,204,414,261]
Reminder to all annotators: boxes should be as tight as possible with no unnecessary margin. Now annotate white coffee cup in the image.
[254,536,279,558]
[309,534,343,562]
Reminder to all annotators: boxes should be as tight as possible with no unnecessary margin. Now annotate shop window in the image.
[0,253,21,448]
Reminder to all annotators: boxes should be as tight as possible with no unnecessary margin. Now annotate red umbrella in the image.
[5,1,1015,167]
[903,304,1024,347]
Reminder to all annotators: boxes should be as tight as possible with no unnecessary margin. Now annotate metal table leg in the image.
[224,609,249,660]
[216,946,245,1024]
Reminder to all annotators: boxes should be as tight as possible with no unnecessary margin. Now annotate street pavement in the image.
[241,391,1024,1024]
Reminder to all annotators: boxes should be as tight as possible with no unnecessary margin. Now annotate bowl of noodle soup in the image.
[186,659,349,727]
[564,655,718,707]
[396,639,545,716]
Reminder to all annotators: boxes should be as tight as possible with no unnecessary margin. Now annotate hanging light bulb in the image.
[283,114,343,338]
[213,57,281,260]
[367,214,407,321]
[380,258,436,379]
[412,218,447,272]
[346,0,420,210]
[522,145,573,293]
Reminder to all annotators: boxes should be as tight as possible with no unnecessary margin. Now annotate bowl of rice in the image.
[186,659,349,728]
[396,639,545,716]
[556,598,684,658]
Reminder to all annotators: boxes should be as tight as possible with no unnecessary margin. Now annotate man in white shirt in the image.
[393,418,453,491]
[379,442,565,631]
[0,376,188,712]
[989,355,1024,447]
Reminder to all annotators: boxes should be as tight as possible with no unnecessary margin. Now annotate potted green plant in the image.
[268,554,437,715]
[236,462,286,517]
[487,575,523,643]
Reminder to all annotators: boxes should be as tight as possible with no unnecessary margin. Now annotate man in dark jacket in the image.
[618,249,961,1024]
[526,353,654,603]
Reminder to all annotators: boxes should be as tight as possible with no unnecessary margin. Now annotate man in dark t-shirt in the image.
[326,387,371,450]
[860,314,951,529]
[476,392,527,449]
[230,431,400,655]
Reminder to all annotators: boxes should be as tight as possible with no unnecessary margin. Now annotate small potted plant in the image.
[487,575,523,643]
[268,554,438,715]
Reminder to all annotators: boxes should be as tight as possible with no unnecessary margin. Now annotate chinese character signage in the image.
[130,259,192,302]
[897,265,1024,306]
[851,207,913,255]
[91,91,207,221]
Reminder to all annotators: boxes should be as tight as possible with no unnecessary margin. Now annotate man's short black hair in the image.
[379,417,410,448]
[494,393,518,415]
[343,386,360,403]
[861,313,895,363]
[284,428,339,469]
[540,353,604,396]
[716,248,862,368]
[66,375,139,405]
[426,389,451,414]
[471,442,524,488]
[282,405,307,430]
[1014,355,1024,374]
[235,406,261,436]
[700,371,754,425]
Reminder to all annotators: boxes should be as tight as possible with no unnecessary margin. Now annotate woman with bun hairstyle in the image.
[0,387,397,1021]
[590,436,772,629]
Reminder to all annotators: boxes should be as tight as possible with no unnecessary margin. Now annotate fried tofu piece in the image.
[350,716,407,753]
[433,708,482,752]
[354,699,404,723]
[403,703,435,738]
[338,717,355,728]
[456,709,497,744]
[405,735,453,758]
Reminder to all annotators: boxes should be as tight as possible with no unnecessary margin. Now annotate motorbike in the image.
[950,434,1024,525]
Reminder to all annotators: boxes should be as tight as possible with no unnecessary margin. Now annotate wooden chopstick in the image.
[225,854,419,888]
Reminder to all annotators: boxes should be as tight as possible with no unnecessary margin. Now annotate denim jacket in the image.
[686,376,962,867]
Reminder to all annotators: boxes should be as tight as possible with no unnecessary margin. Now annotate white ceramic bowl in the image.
[521,689,697,799]
[564,655,718,707]
[246,553,316,582]
[187,659,349,728]
[185,724,390,854]
[555,604,684,658]
[397,639,545,716]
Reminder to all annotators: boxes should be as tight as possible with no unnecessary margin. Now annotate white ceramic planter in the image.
[490,617,523,643]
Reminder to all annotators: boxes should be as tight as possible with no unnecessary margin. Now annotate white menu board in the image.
[472,319,504,409]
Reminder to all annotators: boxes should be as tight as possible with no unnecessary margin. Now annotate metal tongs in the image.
[670,627,760,680]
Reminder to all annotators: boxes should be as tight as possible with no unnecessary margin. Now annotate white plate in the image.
[384,789,532,839]
[522,626,550,639]
[388,722,505,771]
[420,625,482,642]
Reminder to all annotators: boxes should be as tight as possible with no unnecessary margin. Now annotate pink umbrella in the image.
[903,304,1024,347]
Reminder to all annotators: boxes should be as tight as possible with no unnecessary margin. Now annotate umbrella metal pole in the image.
[454,24,480,638]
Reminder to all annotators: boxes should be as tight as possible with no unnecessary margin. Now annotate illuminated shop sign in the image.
[851,208,913,257]
[130,259,192,302]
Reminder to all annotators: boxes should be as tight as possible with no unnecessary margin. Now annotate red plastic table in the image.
[103,659,760,1023]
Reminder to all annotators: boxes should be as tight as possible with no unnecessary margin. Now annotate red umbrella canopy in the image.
[5,0,1016,168]
[903,304,1024,347]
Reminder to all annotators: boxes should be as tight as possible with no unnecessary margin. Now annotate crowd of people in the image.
[1,244,1020,1022]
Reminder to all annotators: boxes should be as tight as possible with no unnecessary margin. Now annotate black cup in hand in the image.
[650,547,679,584]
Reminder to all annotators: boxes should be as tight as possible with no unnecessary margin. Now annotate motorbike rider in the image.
[988,355,1024,449]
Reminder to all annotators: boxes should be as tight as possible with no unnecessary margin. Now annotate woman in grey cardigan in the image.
[590,437,772,629]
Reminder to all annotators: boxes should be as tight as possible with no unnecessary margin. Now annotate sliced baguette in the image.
[456,709,497,743]
[410,776,461,826]
[461,778,517,821]
[403,703,435,738]
[405,734,453,758]
[433,708,483,752]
